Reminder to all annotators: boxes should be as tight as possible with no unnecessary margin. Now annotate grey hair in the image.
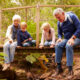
[53,8,64,16]
[12,14,21,21]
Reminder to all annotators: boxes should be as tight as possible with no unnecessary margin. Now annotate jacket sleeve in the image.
[6,25,13,40]
[27,32,32,39]
[71,14,80,38]
[57,22,63,38]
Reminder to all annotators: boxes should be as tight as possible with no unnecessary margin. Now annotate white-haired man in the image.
[53,8,80,78]
[3,15,21,70]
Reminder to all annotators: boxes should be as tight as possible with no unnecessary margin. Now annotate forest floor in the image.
[1,53,80,80]
[11,53,80,80]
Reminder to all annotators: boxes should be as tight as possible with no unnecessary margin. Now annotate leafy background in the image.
[0,0,80,44]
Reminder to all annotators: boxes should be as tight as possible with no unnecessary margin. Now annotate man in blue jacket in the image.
[53,8,80,78]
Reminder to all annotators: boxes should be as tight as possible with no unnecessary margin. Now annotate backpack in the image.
[59,11,74,27]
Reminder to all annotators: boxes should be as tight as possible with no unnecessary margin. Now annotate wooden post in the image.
[0,10,2,41]
[25,8,27,22]
[0,10,2,30]
[36,4,40,48]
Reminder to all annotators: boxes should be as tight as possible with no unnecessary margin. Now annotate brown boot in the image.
[65,70,74,79]
[52,68,63,77]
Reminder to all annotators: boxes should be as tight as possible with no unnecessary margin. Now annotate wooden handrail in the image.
[40,5,80,8]
[1,6,36,11]
[1,5,80,11]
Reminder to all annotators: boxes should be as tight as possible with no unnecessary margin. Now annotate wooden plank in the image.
[0,10,2,41]
[0,45,80,53]
[40,5,80,8]
[2,6,36,11]
[36,4,40,48]
[0,46,55,53]
[0,10,2,30]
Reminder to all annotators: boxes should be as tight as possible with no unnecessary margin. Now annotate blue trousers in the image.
[55,38,80,66]
[3,41,17,63]
[44,40,52,46]
[23,40,36,47]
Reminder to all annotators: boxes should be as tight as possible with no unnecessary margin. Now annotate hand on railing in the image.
[39,45,44,49]
[50,44,55,48]
[17,46,21,48]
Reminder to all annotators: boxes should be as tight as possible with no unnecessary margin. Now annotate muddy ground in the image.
[1,53,80,80]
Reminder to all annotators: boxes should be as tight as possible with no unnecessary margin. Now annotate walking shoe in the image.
[2,63,10,71]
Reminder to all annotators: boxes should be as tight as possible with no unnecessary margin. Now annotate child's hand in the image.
[28,38,32,41]
[17,46,21,48]
[50,44,55,48]
[22,39,28,44]
[39,45,44,49]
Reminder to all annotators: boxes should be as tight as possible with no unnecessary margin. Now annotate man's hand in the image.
[50,44,55,48]
[39,45,44,49]
[67,38,74,46]
[56,38,62,45]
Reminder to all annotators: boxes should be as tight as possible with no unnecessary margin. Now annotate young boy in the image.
[17,22,36,47]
